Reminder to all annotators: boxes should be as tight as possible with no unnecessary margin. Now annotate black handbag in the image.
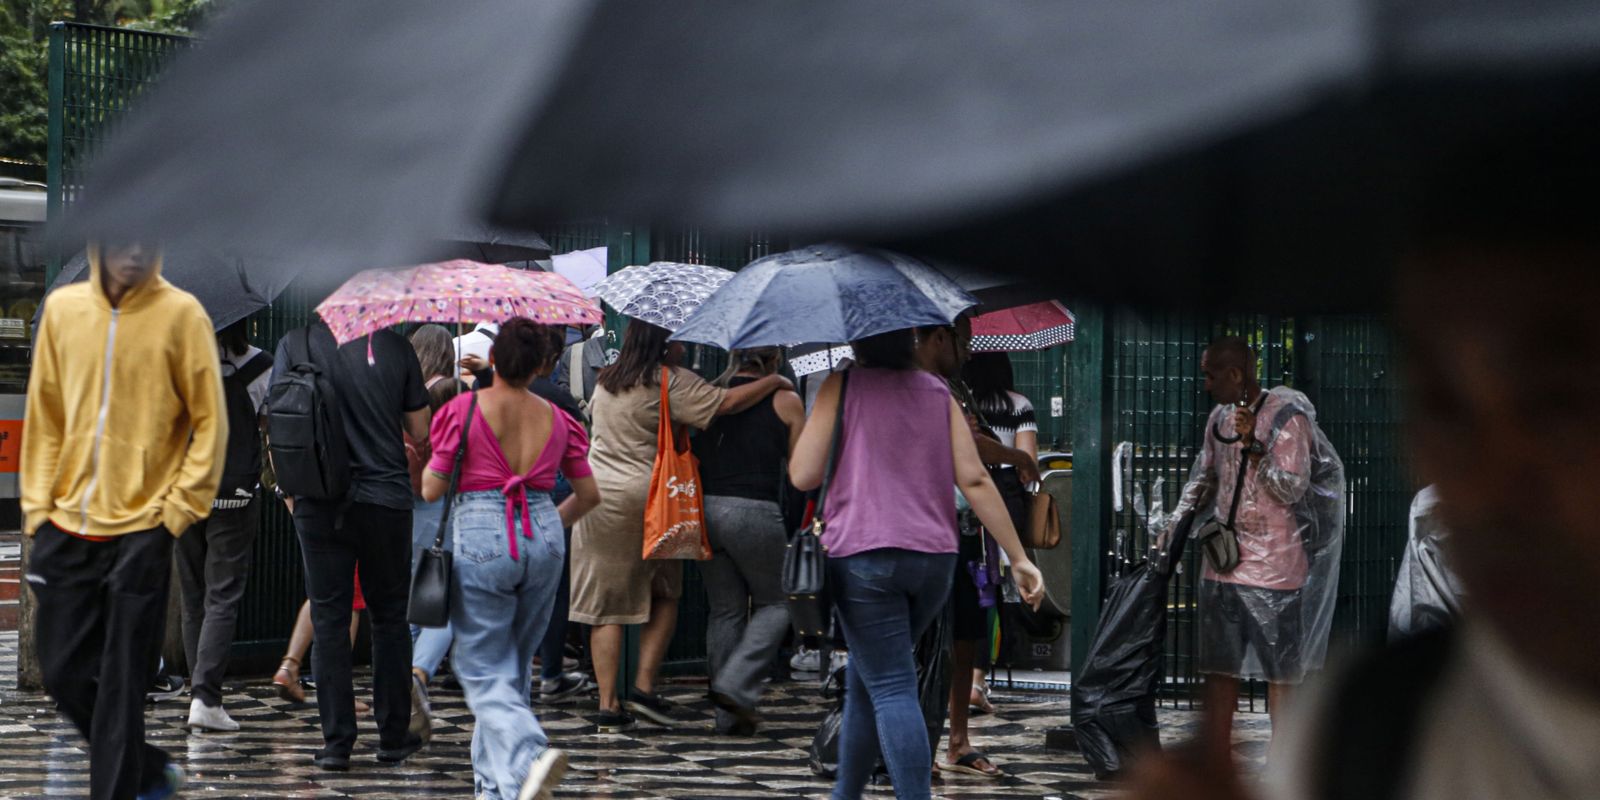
[783,371,849,638]
[407,392,477,627]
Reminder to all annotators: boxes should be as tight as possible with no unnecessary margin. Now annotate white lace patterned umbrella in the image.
[590,262,734,331]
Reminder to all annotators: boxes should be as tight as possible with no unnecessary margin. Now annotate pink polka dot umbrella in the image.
[316,259,602,345]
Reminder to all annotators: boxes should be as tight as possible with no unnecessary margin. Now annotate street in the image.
[0,632,1268,799]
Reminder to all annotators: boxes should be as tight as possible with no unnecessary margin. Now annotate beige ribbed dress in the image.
[569,366,725,625]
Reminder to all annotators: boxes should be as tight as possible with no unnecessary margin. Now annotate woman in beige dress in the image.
[571,320,790,730]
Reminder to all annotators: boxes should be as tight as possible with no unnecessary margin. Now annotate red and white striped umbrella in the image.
[969,300,1075,352]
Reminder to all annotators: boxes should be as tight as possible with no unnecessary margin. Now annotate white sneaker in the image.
[789,646,821,673]
[187,698,239,732]
[517,747,568,800]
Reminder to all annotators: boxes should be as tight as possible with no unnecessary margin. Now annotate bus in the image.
[0,179,47,509]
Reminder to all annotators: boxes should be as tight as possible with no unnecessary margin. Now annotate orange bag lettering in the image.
[643,367,711,560]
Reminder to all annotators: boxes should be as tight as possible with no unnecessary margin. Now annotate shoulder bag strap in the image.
[810,371,852,535]
[568,344,587,409]
[432,392,478,549]
[658,366,677,451]
[1223,391,1270,529]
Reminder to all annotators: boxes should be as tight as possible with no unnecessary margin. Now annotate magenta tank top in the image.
[821,368,958,558]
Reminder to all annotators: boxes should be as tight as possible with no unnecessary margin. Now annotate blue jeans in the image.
[827,548,956,800]
[410,496,453,678]
[449,490,565,799]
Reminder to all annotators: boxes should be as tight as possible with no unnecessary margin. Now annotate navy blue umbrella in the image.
[670,244,977,350]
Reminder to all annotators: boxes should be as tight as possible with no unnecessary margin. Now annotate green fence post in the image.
[1068,303,1111,676]
[44,24,66,285]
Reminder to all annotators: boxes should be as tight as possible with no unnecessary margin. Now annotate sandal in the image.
[969,683,996,716]
[938,751,1005,778]
[273,656,306,703]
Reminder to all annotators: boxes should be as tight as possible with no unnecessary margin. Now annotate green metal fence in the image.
[45,22,193,282]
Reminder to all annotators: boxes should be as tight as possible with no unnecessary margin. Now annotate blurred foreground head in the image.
[1396,116,1600,698]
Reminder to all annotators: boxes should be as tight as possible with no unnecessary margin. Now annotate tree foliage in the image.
[0,0,212,166]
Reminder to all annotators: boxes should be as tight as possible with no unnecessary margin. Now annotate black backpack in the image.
[215,351,274,502]
[266,327,350,500]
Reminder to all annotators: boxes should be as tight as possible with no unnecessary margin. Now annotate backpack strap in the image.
[232,351,273,385]
[1315,627,1455,800]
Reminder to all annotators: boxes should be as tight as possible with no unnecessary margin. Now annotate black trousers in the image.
[293,499,413,756]
[29,523,173,800]
[175,499,260,706]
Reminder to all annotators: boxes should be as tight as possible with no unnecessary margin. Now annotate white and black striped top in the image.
[976,390,1037,450]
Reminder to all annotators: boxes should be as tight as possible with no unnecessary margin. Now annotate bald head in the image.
[1201,336,1258,406]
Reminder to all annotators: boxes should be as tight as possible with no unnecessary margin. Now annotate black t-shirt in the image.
[272,325,427,509]
[531,376,585,423]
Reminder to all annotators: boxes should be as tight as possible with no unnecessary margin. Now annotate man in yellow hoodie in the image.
[21,241,225,800]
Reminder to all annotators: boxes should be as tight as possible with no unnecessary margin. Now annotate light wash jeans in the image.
[410,496,453,678]
[449,490,565,800]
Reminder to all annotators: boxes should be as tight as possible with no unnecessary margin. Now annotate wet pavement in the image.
[0,631,1267,798]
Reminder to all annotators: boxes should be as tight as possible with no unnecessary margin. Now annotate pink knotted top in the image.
[427,392,593,560]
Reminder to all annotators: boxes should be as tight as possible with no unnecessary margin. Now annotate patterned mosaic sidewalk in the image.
[0,632,1267,799]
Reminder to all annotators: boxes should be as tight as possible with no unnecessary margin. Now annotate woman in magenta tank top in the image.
[790,327,1045,800]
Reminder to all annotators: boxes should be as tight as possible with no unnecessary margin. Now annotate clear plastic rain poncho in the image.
[1170,386,1346,683]
[1388,485,1464,639]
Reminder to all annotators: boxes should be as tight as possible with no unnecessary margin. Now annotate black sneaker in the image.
[592,709,636,732]
[624,689,680,727]
[539,672,595,705]
[313,751,350,772]
[146,675,185,704]
[376,735,425,764]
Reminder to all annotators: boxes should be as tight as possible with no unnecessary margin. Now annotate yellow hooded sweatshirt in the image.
[21,245,226,538]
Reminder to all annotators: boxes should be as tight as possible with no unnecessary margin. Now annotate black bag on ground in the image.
[409,392,477,627]
[783,371,849,637]
[1070,511,1196,781]
[266,326,350,499]
[216,351,273,502]
[808,653,849,778]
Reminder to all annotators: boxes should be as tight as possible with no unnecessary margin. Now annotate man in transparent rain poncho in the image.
[1168,336,1345,748]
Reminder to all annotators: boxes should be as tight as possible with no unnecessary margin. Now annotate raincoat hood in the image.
[87,241,167,311]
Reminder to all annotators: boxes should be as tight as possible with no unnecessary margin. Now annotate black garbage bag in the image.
[1070,512,1196,780]
[812,611,952,782]
[916,607,953,755]
[809,654,848,778]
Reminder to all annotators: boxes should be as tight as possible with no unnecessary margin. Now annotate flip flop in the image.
[938,751,1005,778]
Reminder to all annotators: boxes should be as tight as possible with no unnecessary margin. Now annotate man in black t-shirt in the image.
[270,321,430,771]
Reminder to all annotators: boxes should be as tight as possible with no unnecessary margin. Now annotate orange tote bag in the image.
[642,367,711,560]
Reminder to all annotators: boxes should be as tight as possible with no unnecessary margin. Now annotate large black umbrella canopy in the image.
[54,1,1600,310]
[50,246,301,331]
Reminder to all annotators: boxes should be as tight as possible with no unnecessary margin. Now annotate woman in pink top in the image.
[422,318,601,800]
[790,326,1045,800]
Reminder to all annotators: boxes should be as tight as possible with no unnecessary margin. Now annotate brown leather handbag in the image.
[1025,488,1062,549]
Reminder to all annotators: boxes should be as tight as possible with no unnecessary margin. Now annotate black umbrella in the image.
[430,224,551,264]
[49,246,301,331]
[53,1,1600,310]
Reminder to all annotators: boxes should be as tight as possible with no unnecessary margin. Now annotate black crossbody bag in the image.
[783,371,849,638]
[407,392,478,627]
[1194,393,1267,573]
